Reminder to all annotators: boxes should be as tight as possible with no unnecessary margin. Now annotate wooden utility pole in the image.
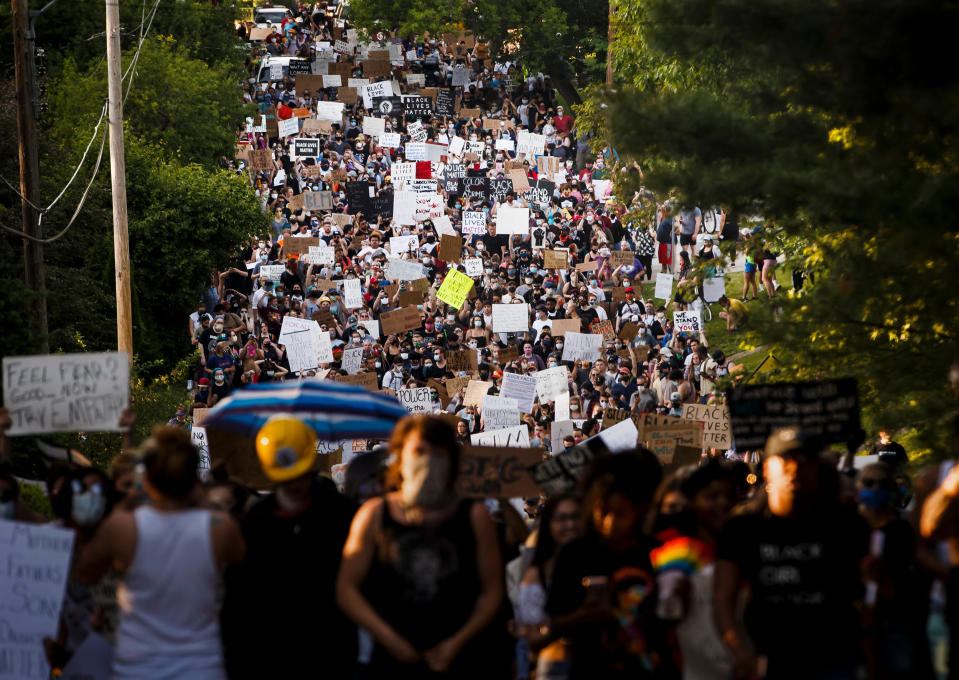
[606,0,614,86]
[106,0,134,358]
[12,0,50,352]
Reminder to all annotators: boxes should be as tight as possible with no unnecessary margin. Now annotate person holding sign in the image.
[76,426,245,680]
[337,416,505,678]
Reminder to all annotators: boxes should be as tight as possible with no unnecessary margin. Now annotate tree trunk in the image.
[547,65,581,106]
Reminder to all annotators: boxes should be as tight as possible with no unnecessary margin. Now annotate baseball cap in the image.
[765,427,823,459]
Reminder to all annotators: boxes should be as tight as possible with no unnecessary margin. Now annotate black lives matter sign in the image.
[404,96,433,120]
[293,138,320,158]
[489,178,513,202]
[435,89,455,117]
[372,96,404,117]
[726,378,860,450]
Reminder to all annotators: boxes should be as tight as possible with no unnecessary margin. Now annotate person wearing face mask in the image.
[337,416,505,678]
[77,426,245,680]
[207,367,234,407]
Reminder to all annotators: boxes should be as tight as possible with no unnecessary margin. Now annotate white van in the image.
[256,55,312,83]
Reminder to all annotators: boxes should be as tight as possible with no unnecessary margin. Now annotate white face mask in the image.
[72,490,106,527]
[400,454,451,509]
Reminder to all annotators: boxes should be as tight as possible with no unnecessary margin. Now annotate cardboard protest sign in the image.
[337,86,359,104]
[646,426,702,465]
[302,118,333,135]
[463,380,491,408]
[561,332,603,362]
[282,236,320,256]
[446,349,478,373]
[446,376,470,400]
[548,318,582,337]
[673,311,701,334]
[543,249,567,270]
[500,372,538,413]
[470,424,530,448]
[337,371,379,391]
[727,378,860,450]
[681,403,732,449]
[592,320,616,341]
[380,306,423,335]
[575,260,599,273]
[249,148,273,171]
[457,446,542,498]
[310,308,336,327]
[460,107,481,120]
[436,268,474,309]
[655,272,674,300]
[398,290,425,307]
[528,444,595,495]
[438,234,462,262]
[491,303,529,333]
[3,353,130,435]
[295,74,325,93]
[609,250,634,268]
[427,379,450,407]
[0,520,75,679]
[397,387,432,413]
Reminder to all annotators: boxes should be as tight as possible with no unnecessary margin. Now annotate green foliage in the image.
[600,0,959,446]
[49,36,251,167]
[18,482,53,520]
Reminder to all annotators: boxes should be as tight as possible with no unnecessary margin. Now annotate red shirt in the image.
[552,114,574,133]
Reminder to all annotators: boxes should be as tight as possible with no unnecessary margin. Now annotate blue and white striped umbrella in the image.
[204,379,407,441]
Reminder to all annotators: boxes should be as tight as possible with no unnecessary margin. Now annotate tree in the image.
[595,0,959,452]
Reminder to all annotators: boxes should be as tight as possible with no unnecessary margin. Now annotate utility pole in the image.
[12,0,50,352]
[106,0,134,359]
[606,0,614,86]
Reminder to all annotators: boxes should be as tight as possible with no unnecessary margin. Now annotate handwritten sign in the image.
[0,520,75,679]
[380,305,422,335]
[500,372,538,413]
[561,332,603,362]
[492,303,529,333]
[436,268,474,309]
[462,211,487,234]
[385,259,427,281]
[673,311,701,334]
[535,366,569,401]
[341,347,365,375]
[258,264,285,282]
[337,371,379,391]
[646,426,702,465]
[543,250,568,270]
[681,403,732,448]
[279,317,322,373]
[3,353,130,435]
[343,278,363,309]
[397,387,432,413]
[438,234,462,262]
[655,272,674,300]
[528,445,595,495]
[446,349,478,374]
[592,320,616,341]
[457,446,542,498]
[470,424,530,448]
[464,258,483,277]
[463,380,491,408]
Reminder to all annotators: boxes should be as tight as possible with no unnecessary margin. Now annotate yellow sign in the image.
[436,268,474,309]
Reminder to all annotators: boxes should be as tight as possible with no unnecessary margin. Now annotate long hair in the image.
[530,492,580,583]
[385,415,461,491]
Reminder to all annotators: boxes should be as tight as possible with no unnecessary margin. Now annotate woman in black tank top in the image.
[336,416,505,679]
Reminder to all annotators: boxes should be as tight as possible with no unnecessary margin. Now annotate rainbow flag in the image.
[650,536,712,575]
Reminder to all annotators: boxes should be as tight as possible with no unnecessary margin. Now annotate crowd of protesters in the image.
[3,4,959,680]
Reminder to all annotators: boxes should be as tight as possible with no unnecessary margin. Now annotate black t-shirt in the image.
[547,534,669,680]
[716,507,869,672]
[481,232,509,255]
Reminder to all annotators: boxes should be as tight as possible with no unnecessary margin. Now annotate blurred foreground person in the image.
[77,426,245,679]
[336,415,504,679]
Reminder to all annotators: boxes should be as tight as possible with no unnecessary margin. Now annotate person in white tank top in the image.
[77,426,245,680]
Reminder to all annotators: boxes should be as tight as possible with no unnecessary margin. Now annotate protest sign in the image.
[592,320,616,341]
[457,446,542,498]
[703,276,726,303]
[3,353,130,435]
[464,258,483,277]
[302,118,333,135]
[386,259,427,281]
[673,310,701,334]
[398,290,424,307]
[278,116,299,137]
[378,132,402,148]
[0,519,75,679]
[463,380,491,408]
[646,426,702,465]
[655,272,674,300]
[191,425,211,480]
[279,317,321,372]
[404,95,433,119]
[491,303,529,333]
[249,148,273,171]
[462,211,487,234]
[500,372,537,413]
[470,424,530,448]
[446,349,478,373]
[548,319,581,337]
[523,179,554,209]
[362,116,386,136]
[407,121,428,143]
[528,444,595,495]
[727,378,860,450]
[192,407,210,427]
[550,419,576,453]
[535,366,569,401]
[436,268,474,309]
[561,332,603,362]
[316,101,345,121]
[337,371,379,391]
[432,215,455,237]
[609,250,634,268]
[302,191,333,211]
[496,206,530,235]
[322,74,342,87]
[681,403,732,449]
[341,347,364,375]
[380,306,423,335]
[438,234,462,262]
[543,249,567,270]
[405,143,427,161]
[482,395,520,431]
[258,264,285,282]
[435,88,455,116]
[575,260,598,273]
[445,376,470,400]
[597,417,641,452]
[397,387,432,413]
[507,169,531,192]
[314,330,333,365]
[308,245,335,266]
[343,278,363,309]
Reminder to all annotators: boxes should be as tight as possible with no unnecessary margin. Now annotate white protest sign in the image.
[673,310,701,334]
[0,519,75,679]
[451,65,469,87]
[482,395,520,431]
[409,179,437,194]
[389,234,419,257]
[316,101,345,121]
[356,318,380,339]
[397,387,432,413]
[593,179,612,200]
[561,332,603,362]
[322,74,342,87]
[500,372,538,413]
[258,264,285,282]
[315,330,334,365]
[385,259,427,281]
[405,142,427,160]
[550,419,575,453]
[3,353,130,435]
[432,215,456,237]
[597,417,640,452]
[462,211,487,235]
[448,136,466,156]
[470,424,530,448]
[270,63,283,80]
[308,245,335,265]
[554,391,571,421]
[272,168,286,186]
[406,72,425,86]
[191,426,211,481]
[392,190,416,226]
[464,258,483,277]
[278,116,300,138]
[535,365,569,401]
[347,77,370,89]
[362,81,393,108]
[391,162,416,183]
[703,276,726,303]
[362,116,386,137]
[496,206,530,235]
[655,272,674,300]
[279,317,321,372]
[492,303,529,333]
[343,278,363,309]
[341,347,365,375]
[495,138,515,152]
[407,121,428,143]
[379,132,401,148]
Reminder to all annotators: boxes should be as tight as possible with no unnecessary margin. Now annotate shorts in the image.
[657,243,672,265]
[679,234,694,246]
[744,262,757,274]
